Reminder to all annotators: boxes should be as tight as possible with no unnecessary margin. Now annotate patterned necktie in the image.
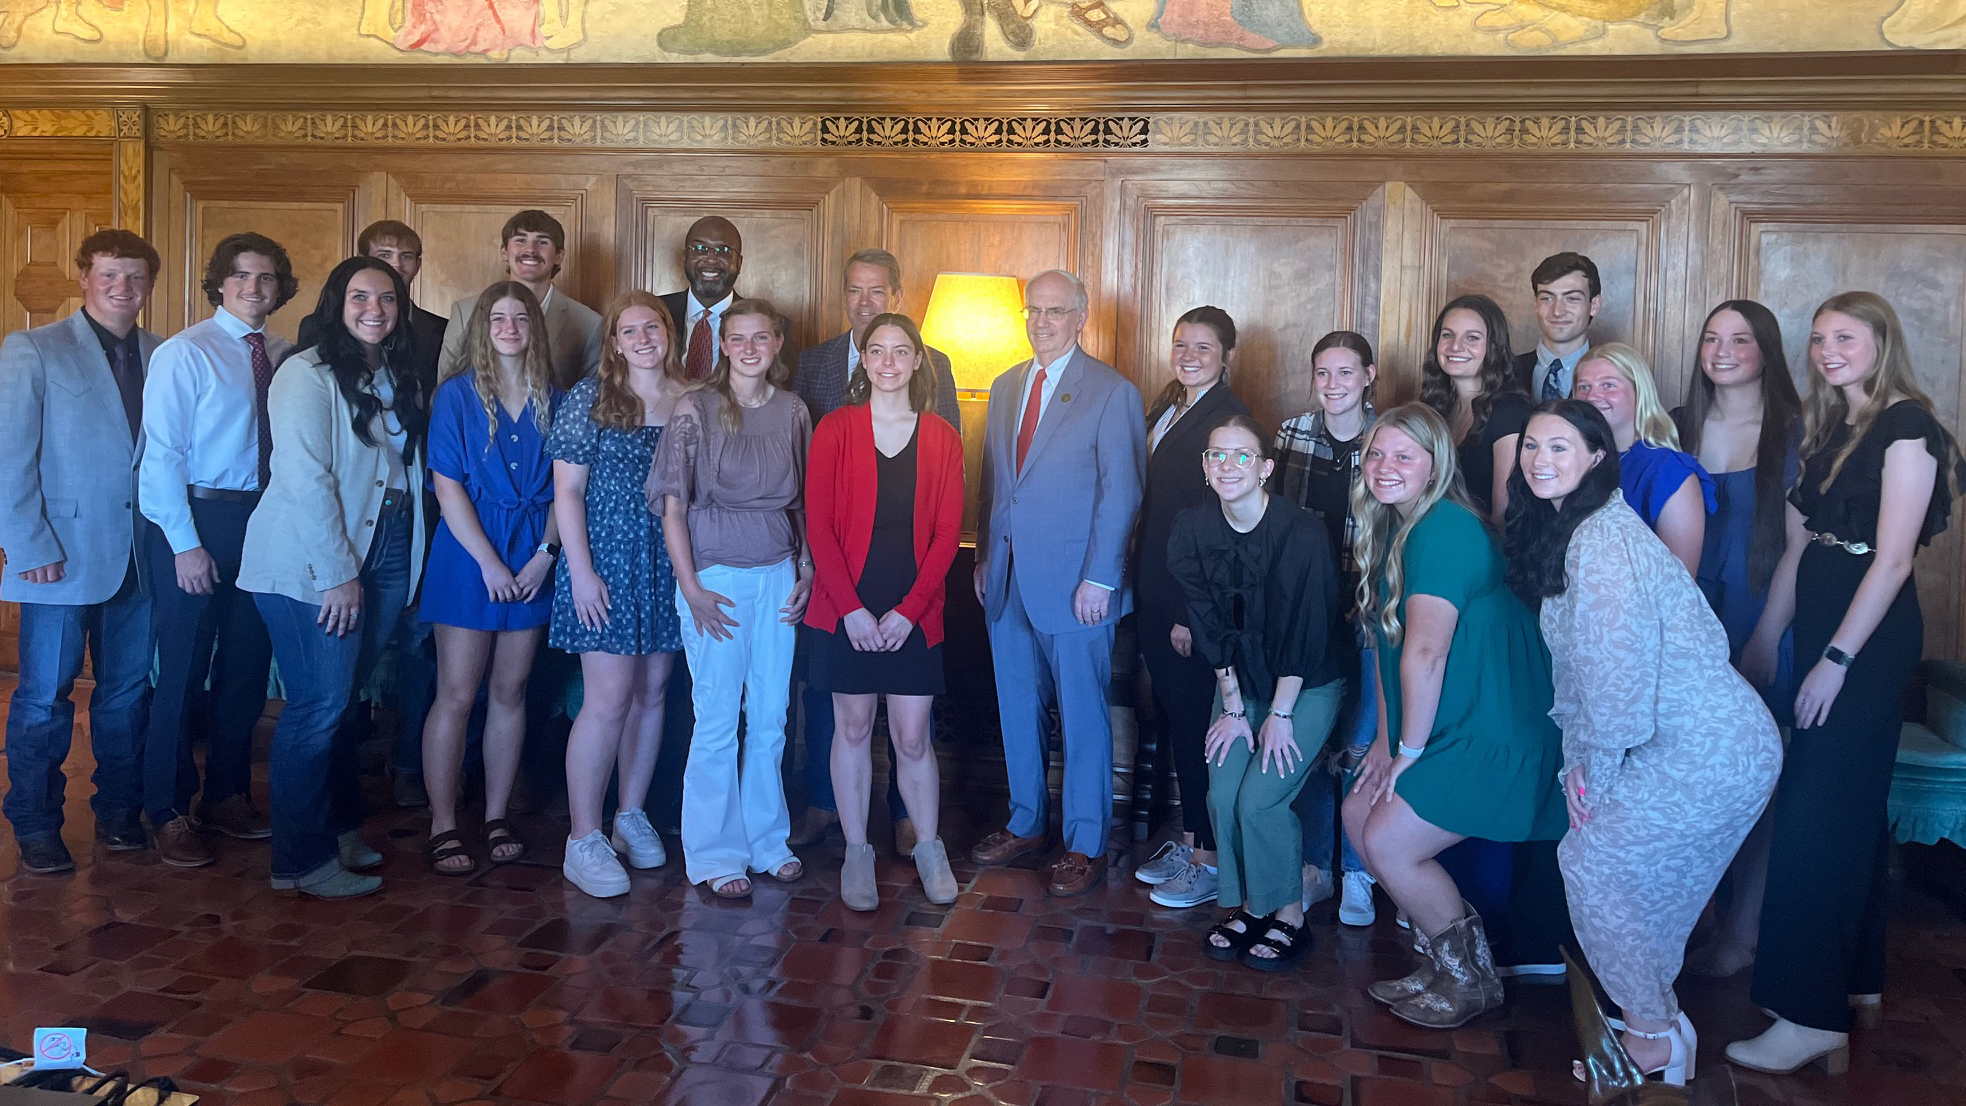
[1541,356,1564,401]
[1016,365,1047,472]
[685,311,713,382]
[245,332,275,489]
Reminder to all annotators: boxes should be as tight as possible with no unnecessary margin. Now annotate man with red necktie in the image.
[658,215,748,384]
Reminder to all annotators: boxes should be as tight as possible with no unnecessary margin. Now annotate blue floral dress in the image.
[546,377,681,656]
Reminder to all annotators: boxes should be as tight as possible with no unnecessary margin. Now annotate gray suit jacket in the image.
[439,286,604,392]
[976,347,1145,636]
[791,330,964,438]
[0,310,162,605]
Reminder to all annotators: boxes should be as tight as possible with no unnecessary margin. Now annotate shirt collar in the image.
[213,306,265,340]
[687,290,735,321]
[80,308,136,355]
[1537,341,1588,369]
[1034,345,1078,379]
[539,285,557,312]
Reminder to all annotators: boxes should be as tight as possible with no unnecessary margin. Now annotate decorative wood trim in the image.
[142,108,1966,156]
[0,108,117,140]
[114,109,147,232]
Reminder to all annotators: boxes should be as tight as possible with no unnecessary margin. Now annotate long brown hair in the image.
[1801,292,1939,491]
[591,290,684,431]
[1147,306,1237,425]
[451,281,555,448]
[845,312,939,413]
[696,297,791,434]
[1418,294,1520,442]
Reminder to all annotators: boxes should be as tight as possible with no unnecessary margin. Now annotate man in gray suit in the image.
[0,229,165,874]
[971,269,1144,897]
[437,209,603,391]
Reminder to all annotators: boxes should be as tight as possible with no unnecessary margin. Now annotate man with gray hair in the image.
[786,246,961,853]
[972,268,1144,896]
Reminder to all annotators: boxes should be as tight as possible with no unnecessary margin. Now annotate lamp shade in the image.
[918,272,1033,392]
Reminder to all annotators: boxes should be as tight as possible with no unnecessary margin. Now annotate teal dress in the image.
[1376,502,1567,842]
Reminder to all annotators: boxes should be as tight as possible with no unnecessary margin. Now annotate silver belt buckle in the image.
[1814,531,1873,555]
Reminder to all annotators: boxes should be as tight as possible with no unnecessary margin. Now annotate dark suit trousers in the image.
[1138,620,1216,851]
[142,503,272,826]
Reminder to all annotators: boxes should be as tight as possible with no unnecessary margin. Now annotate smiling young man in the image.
[1515,252,1604,400]
[138,232,300,868]
[0,230,166,874]
[438,210,601,390]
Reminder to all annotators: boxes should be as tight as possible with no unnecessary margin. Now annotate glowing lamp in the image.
[918,272,1033,393]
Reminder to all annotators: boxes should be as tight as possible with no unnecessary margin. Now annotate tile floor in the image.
[4,706,1965,1106]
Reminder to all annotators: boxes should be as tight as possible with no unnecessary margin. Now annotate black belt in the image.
[379,488,410,515]
[188,486,260,504]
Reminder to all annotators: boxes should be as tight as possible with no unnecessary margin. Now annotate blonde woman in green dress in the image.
[1343,403,1567,1029]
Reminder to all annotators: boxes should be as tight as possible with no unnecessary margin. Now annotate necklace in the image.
[735,383,773,409]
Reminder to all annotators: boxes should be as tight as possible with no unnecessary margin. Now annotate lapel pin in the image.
[1059,393,1072,403]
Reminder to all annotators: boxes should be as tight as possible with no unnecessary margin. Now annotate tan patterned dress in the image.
[1540,499,1782,1023]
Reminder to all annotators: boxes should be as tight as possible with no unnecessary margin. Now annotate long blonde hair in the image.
[1580,342,1678,449]
[592,290,685,431]
[1802,291,1939,490]
[1350,403,1478,646]
[694,297,793,435]
[451,281,555,448]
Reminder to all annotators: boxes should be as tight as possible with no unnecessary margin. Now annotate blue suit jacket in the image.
[0,310,162,605]
[976,347,1145,636]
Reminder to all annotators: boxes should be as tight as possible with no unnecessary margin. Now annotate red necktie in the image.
[1015,365,1047,473]
[685,311,713,382]
[246,332,275,489]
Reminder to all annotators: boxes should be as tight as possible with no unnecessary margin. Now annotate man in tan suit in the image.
[437,209,603,390]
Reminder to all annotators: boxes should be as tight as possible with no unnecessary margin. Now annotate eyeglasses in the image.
[686,242,733,256]
[1022,306,1079,321]
[1202,448,1258,469]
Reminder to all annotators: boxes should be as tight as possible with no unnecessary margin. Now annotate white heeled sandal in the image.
[1576,1013,1696,1087]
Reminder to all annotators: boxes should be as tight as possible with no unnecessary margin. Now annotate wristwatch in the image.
[1824,645,1856,668]
[537,542,561,560]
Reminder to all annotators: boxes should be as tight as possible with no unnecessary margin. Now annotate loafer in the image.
[970,827,1048,866]
[155,816,214,868]
[197,795,271,840]
[1048,851,1108,897]
[272,862,381,900]
[96,814,149,852]
[18,835,75,874]
[787,807,838,849]
[338,830,383,872]
[893,817,918,857]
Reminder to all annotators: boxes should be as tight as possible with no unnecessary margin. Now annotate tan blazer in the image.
[237,347,427,606]
[438,285,603,392]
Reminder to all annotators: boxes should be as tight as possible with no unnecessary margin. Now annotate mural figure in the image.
[0,0,242,54]
[658,0,808,55]
[1461,0,1731,50]
[949,0,1034,58]
[393,0,542,58]
[1883,0,1966,47]
[0,0,99,49]
[538,0,582,48]
[1150,0,1319,52]
[804,0,916,33]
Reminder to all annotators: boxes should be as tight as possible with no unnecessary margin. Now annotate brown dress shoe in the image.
[969,826,1048,865]
[1048,851,1107,896]
[156,816,215,868]
[788,807,839,848]
[198,794,271,840]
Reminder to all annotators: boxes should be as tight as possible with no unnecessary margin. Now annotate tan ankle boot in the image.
[1368,926,1435,1006]
[1391,908,1504,1029]
[841,843,879,912]
[913,837,958,904]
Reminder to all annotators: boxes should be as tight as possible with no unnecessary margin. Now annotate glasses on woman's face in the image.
[1202,447,1258,469]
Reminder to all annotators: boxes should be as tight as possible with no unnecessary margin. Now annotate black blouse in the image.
[1133,383,1251,632]
[1165,497,1346,694]
[1791,400,1963,548]
[1458,391,1532,516]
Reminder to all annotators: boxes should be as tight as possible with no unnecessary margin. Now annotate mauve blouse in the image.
[645,386,812,570]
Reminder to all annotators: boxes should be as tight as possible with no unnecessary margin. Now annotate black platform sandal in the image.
[1241,916,1312,972]
[483,819,526,865]
[1204,909,1272,961]
[425,830,477,877]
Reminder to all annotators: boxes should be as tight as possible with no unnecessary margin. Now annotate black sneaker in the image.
[96,814,149,852]
[19,836,76,873]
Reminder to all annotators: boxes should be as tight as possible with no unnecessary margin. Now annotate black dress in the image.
[1753,400,1962,1031]
[809,433,946,696]
[1456,391,1533,517]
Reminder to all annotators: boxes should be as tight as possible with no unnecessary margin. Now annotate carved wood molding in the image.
[0,108,118,140]
[142,108,1966,156]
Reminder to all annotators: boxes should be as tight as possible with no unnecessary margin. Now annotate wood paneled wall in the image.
[7,62,1966,662]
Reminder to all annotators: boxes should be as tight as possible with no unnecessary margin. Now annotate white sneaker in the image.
[610,809,668,869]
[1134,840,1195,885]
[564,830,630,898]
[1148,863,1219,908]
[1302,865,1334,909]
[1339,869,1377,926]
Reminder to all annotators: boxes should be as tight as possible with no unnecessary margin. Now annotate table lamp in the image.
[918,272,1033,393]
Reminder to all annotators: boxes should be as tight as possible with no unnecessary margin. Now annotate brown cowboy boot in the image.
[1390,907,1505,1029]
[1367,925,1435,1006]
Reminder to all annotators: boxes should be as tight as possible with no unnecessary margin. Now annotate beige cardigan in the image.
[238,347,427,605]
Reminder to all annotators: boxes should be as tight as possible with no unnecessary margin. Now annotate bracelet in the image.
[1824,645,1856,668]
[1396,741,1425,759]
[1221,708,1247,720]
[1269,710,1294,721]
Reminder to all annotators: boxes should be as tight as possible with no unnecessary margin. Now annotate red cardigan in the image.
[803,404,965,647]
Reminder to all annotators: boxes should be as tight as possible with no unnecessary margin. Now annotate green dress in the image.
[1375,501,1566,842]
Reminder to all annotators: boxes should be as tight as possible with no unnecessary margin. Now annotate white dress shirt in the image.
[1536,340,1591,399]
[684,291,735,360]
[139,308,292,554]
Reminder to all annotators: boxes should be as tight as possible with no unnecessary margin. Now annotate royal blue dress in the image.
[421,372,560,632]
[1620,440,1716,528]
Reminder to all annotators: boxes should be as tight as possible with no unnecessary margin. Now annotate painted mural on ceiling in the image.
[0,0,1959,63]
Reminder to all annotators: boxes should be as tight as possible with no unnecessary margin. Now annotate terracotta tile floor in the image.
[5,700,1966,1105]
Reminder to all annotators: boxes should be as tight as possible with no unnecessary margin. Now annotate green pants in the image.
[1207,678,1345,917]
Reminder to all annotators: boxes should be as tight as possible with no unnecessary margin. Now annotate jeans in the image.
[677,559,797,884]
[3,564,153,842]
[255,508,412,880]
[143,504,272,826]
[1298,645,1371,875]
[389,609,438,777]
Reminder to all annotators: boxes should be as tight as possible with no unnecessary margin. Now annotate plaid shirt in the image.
[1272,403,1374,578]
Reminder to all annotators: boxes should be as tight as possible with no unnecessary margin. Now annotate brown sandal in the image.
[425,830,477,877]
[1068,0,1132,45]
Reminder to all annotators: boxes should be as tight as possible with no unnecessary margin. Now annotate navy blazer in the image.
[1133,383,1253,633]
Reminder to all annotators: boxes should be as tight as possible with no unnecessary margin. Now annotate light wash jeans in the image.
[1297,645,1373,875]
[677,559,798,885]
